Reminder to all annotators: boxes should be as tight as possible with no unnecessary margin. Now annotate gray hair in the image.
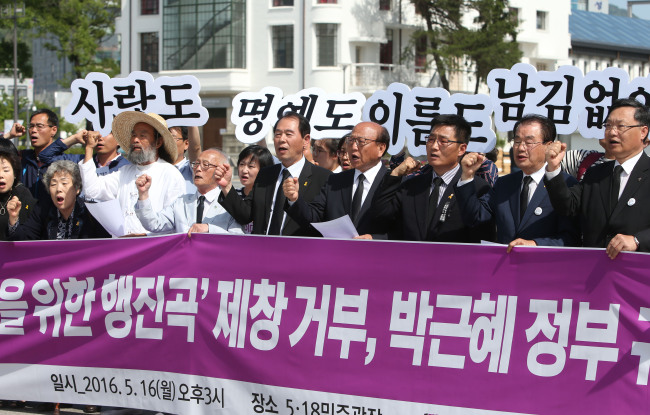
[43,160,82,192]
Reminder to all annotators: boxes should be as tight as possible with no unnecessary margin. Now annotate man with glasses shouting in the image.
[544,98,650,259]
[455,114,579,252]
[373,114,494,242]
[283,122,390,239]
[135,148,244,236]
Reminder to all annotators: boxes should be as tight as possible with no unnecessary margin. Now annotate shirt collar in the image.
[615,150,644,175]
[198,186,220,204]
[282,156,306,179]
[354,160,382,184]
[433,164,460,186]
[526,163,547,184]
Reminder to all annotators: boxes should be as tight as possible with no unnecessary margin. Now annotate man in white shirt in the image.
[80,111,185,235]
[135,148,243,236]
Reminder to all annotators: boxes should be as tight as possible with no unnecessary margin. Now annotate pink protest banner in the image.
[0,234,649,414]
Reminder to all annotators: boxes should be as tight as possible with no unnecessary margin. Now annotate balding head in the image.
[193,148,230,194]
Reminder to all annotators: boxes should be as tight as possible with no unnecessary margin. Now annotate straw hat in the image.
[111,111,177,164]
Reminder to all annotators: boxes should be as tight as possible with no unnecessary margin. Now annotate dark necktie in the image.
[268,169,291,235]
[426,176,444,230]
[610,165,623,214]
[196,195,206,224]
[350,173,365,222]
[520,176,533,220]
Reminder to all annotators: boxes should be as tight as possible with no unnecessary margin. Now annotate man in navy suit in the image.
[455,114,579,252]
[373,114,494,243]
[217,111,331,236]
[282,122,389,238]
[544,98,650,259]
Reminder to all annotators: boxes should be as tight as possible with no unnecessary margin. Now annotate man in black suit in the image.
[455,114,579,252]
[544,98,650,259]
[373,114,494,242]
[282,121,389,238]
[217,111,331,236]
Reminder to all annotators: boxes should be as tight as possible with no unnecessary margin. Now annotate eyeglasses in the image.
[190,161,218,170]
[29,123,52,130]
[425,135,462,147]
[345,136,378,147]
[602,123,644,133]
[512,141,544,151]
[311,146,327,156]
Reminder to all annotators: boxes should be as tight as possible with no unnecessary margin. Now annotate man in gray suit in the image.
[135,148,244,236]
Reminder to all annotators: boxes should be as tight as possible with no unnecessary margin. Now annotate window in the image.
[536,11,547,30]
[508,7,519,24]
[141,32,159,73]
[379,29,393,70]
[141,0,159,15]
[316,23,337,67]
[162,1,246,70]
[273,0,293,6]
[317,0,337,3]
[272,25,294,68]
[536,62,547,71]
[379,0,391,11]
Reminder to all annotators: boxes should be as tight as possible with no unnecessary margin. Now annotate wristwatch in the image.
[634,236,640,249]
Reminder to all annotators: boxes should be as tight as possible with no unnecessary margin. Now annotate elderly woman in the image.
[7,160,109,240]
[0,149,36,240]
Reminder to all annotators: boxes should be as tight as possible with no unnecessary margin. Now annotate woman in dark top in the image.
[236,145,274,234]
[8,160,109,240]
[0,149,36,240]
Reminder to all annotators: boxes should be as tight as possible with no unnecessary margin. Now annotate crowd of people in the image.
[0,99,649,262]
[1,99,650,413]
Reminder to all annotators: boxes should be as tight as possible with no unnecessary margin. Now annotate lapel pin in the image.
[534,207,542,216]
[628,198,636,206]
[304,181,308,186]
[448,194,454,199]
[638,177,642,182]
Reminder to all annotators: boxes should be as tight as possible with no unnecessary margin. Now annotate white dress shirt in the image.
[135,186,243,234]
[266,157,306,234]
[80,158,186,235]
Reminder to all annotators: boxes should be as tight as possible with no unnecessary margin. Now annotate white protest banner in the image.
[63,71,209,136]
[363,83,496,155]
[231,87,366,143]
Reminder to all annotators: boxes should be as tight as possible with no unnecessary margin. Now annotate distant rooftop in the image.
[570,9,650,54]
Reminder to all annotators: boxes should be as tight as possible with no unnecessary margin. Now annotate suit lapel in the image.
[519,179,546,229]
[416,171,433,240]
[264,164,282,225]
[509,171,523,227]
[341,169,354,218]
[599,162,614,218]
[611,153,650,219]
[297,161,313,195]
[355,165,387,226]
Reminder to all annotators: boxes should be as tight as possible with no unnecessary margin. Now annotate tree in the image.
[27,0,120,86]
[410,0,521,92]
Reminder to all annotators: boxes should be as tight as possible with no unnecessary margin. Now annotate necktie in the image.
[520,176,533,220]
[350,173,365,222]
[426,176,444,230]
[268,169,291,235]
[610,165,623,214]
[196,195,206,224]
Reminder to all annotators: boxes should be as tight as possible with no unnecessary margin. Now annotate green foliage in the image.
[410,0,521,92]
[27,0,120,86]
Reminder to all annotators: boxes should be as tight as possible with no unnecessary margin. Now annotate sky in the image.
[610,0,650,19]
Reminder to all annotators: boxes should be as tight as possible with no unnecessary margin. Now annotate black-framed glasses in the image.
[602,123,644,133]
[512,141,544,151]
[424,135,461,147]
[28,123,52,130]
[190,161,218,170]
[345,136,378,147]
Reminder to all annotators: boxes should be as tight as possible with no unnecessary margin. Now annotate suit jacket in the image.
[544,153,650,250]
[455,171,579,246]
[135,191,244,235]
[219,161,331,236]
[373,168,494,242]
[286,165,388,238]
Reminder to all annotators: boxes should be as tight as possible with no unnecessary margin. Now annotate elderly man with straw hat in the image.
[79,111,185,235]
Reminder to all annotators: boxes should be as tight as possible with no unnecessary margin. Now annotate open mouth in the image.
[56,196,64,203]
